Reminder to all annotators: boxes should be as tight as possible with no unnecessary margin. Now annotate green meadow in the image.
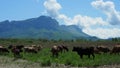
[0,38,120,67]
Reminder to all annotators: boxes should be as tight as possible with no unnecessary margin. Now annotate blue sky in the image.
[0,0,120,39]
[0,0,44,21]
[1,0,119,21]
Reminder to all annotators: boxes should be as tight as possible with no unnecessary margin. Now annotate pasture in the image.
[0,39,120,67]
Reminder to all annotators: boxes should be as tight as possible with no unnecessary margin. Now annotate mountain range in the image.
[0,16,97,40]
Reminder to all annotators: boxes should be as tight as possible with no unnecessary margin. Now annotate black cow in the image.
[0,47,9,53]
[72,47,95,59]
[8,45,24,52]
[8,45,24,58]
[11,46,21,58]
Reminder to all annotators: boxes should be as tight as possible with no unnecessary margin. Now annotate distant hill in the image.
[0,16,97,40]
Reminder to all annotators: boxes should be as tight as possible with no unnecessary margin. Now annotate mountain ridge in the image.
[0,16,97,40]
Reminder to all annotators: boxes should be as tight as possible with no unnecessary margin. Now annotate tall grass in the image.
[1,48,120,67]
[0,48,120,67]
[19,48,120,67]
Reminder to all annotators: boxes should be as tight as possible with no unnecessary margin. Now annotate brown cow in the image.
[37,45,43,51]
[61,45,69,52]
[57,45,63,53]
[110,45,120,54]
[33,45,42,51]
[24,47,37,53]
[94,47,101,54]
[57,45,69,53]
[24,45,39,53]
[96,46,110,53]
[51,45,59,57]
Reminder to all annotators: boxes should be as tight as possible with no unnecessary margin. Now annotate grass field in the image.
[22,49,120,67]
[1,48,120,67]
[0,39,120,67]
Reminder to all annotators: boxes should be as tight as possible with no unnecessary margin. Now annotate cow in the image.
[0,46,9,53]
[110,45,120,54]
[24,47,38,53]
[8,45,24,52]
[51,45,60,57]
[94,47,101,54]
[72,47,95,59]
[37,45,43,51]
[16,45,24,51]
[33,45,43,51]
[57,45,69,53]
[11,46,22,58]
[96,46,110,53]
[57,45,63,53]
[23,45,40,53]
[61,45,69,52]
[8,45,24,58]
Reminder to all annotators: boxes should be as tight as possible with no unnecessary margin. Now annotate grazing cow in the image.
[32,45,42,51]
[96,46,110,53]
[24,47,38,53]
[0,46,9,53]
[72,47,95,59]
[16,45,24,51]
[57,45,63,53]
[61,45,69,52]
[37,45,43,51]
[8,45,24,51]
[8,45,24,58]
[51,45,59,57]
[110,45,120,54]
[57,45,69,53]
[24,45,38,53]
[94,47,101,54]
[11,46,21,58]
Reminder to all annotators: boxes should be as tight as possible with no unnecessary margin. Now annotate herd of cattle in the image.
[0,45,42,57]
[0,44,120,59]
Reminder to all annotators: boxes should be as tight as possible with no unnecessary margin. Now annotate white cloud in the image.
[83,27,120,39]
[72,15,108,28]
[58,14,108,29]
[58,14,74,25]
[44,0,61,18]
[43,0,120,39]
[43,0,108,28]
[91,0,120,25]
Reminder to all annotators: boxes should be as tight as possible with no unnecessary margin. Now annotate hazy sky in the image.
[0,0,120,39]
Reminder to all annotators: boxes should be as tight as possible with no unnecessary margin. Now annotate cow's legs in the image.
[80,55,83,59]
[88,55,90,58]
[52,52,55,57]
[56,53,58,57]
[92,54,95,59]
